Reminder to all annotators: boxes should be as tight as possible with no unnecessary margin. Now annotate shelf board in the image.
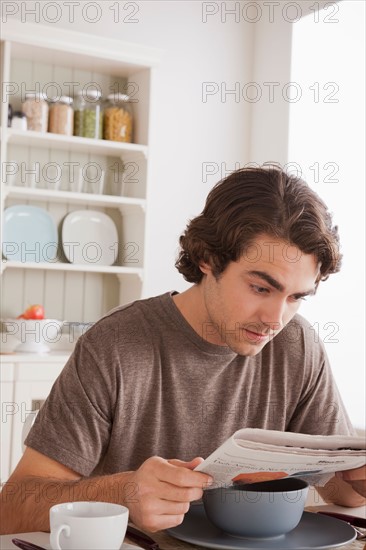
[5,129,148,161]
[2,261,143,278]
[2,20,161,76]
[3,186,146,213]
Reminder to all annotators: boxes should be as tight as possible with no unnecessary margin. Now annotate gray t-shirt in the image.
[26,292,354,477]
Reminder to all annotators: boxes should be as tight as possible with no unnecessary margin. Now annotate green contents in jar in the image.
[83,109,103,139]
[73,88,103,139]
[73,108,103,138]
[74,110,83,136]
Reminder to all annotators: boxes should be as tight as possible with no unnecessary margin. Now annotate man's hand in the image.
[0,449,212,535]
[337,465,366,499]
[125,456,212,532]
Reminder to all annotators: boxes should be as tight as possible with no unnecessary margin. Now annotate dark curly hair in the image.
[175,165,341,284]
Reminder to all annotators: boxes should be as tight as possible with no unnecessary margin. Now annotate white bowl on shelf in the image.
[3,318,64,353]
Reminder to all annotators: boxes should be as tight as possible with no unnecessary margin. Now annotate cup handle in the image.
[50,523,70,550]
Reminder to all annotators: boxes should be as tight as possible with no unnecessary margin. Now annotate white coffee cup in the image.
[49,501,129,550]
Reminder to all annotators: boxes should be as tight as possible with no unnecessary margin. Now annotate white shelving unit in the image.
[5,128,149,161]
[2,185,146,212]
[3,261,144,277]
[0,21,160,322]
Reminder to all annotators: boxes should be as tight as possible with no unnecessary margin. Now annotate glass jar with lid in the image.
[21,92,49,132]
[74,89,103,139]
[11,111,27,131]
[48,96,73,135]
[103,93,133,142]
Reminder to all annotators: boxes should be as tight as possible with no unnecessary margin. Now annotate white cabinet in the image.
[0,21,160,322]
[0,362,14,485]
[0,353,69,484]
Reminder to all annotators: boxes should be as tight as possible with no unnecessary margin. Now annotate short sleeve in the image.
[286,322,355,436]
[25,334,113,476]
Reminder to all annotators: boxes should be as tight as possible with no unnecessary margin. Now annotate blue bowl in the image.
[203,477,309,539]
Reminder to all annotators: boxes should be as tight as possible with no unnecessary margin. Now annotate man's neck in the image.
[172,285,226,346]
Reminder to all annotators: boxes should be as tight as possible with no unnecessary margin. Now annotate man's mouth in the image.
[243,328,272,342]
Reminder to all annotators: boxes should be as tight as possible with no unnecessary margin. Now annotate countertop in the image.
[0,351,71,363]
[1,504,365,550]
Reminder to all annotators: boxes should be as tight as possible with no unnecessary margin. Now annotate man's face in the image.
[198,234,319,356]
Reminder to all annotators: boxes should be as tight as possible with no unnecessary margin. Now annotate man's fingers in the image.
[168,457,205,470]
[154,498,190,515]
[347,480,366,498]
[338,465,366,481]
[158,458,212,488]
[158,480,204,503]
[336,466,366,499]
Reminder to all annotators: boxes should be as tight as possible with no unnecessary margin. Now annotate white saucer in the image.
[166,505,356,550]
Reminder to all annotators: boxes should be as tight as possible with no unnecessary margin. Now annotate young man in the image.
[1,166,365,534]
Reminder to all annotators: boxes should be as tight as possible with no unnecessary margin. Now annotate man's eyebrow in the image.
[246,270,316,297]
[246,270,284,291]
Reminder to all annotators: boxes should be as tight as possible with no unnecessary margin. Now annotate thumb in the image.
[168,457,205,470]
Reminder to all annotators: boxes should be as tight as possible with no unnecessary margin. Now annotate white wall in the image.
[288,0,365,429]
[249,0,339,165]
[5,1,254,295]
[249,3,293,165]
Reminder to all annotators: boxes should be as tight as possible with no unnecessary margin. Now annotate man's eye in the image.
[293,296,307,302]
[251,284,269,294]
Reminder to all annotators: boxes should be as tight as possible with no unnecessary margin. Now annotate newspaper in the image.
[195,428,366,488]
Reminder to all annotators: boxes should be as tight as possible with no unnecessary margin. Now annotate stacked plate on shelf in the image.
[61,210,119,266]
[2,205,58,263]
[2,205,119,267]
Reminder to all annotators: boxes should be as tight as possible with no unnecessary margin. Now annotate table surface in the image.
[1,504,365,550]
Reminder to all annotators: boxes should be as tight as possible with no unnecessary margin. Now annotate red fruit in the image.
[22,304,45,320]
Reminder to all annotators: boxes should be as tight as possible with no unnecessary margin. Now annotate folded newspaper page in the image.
[195,428,366,488]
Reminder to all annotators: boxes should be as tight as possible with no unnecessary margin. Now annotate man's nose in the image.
[259,298,286,331]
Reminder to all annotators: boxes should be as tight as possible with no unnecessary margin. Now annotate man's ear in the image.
[199,261,212,275]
